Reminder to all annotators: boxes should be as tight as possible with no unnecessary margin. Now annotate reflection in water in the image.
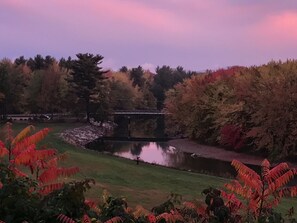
[130,143,146,156]
[112,116,166,138]
[86,141,260,178]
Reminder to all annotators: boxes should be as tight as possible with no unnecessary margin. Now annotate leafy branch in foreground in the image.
[0,123,91,222]
[225,159,297,221]
[0,123,79,194]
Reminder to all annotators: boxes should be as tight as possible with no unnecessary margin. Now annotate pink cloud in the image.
[248,11,297,48]
[95,1,192,34]
[1,0,297,69]
[49,0,194,46]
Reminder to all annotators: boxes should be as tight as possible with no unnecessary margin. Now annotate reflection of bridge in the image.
[111,110,167,116]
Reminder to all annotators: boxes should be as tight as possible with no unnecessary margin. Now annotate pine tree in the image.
[68,53,107,122]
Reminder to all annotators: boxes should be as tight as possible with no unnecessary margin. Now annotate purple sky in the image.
[1,0,297,71]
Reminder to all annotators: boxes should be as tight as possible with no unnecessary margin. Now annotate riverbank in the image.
[169,139,297,167]
[168,139,264,166]
[58,122,114,147]
[59,124,289,166]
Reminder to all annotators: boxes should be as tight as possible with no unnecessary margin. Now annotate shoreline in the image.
[169,139,297,167]
[168,139,264,166]
[59,124,296,167]
[58,123,114,148]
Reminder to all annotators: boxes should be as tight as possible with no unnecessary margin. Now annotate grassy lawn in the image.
[1,122,297,214]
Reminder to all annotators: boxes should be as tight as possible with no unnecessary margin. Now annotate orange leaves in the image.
[220,190,242,213]
[23,127,50,145]
[0,124,80,198]
[231,160,260,181]
[34,149,57,162]
[84,199,97,209]
[14,144,36,165]
[237,171,261,193]
[225,180,251,199]
[272,170,295,190]
[165,61,297,159]
[265,163,294,194]
[57,214,76,223]
[39,182,65,195]
[279,186,297,197]
[156,211,184,223]
[58,167,80,178]
[4,122,13,143]
[267,162,289,182]
[39,167,79,184]
[0,141,8,157]
[46,153,67,168]
[81,214,91,223]
[38,167,59,184]
[11,125,34,146]
[226,158,297,218]
[261,158,270,179]
[12,128,50,156]
[182,201,197,210]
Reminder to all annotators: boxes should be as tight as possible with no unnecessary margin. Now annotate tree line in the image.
[165,60,297,160]
[0,53,193,121]
[2,53,295,159]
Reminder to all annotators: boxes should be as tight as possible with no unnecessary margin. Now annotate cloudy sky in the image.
[1,0,297,71]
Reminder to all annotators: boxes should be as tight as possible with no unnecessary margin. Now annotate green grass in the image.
[1,122,297,214]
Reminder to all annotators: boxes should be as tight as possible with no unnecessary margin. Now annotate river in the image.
[86,116,260,177]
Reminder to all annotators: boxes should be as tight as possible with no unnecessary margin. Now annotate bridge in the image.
[111,110,168,116]
[2,110,169,122]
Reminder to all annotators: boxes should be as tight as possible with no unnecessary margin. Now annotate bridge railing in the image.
[111,110,168,115]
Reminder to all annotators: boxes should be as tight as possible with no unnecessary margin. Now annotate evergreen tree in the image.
[130,66,145,88]
[27,54,46,71]
[68,53,107,122]
[119,66,128,73]
[44,55,55,68]
[14,56,27,66]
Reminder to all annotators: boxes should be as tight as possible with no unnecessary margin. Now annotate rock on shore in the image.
[59,122,114,147]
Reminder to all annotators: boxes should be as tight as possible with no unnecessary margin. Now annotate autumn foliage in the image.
[0,123,79,194]
[0,123,86,222]
[225,159,297,221]
[165,60,297,159]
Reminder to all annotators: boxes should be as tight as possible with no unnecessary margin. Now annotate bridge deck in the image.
[111,110,167,115]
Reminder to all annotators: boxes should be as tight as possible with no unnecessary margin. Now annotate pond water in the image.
[86,116,261,177]
[86,140,260,178]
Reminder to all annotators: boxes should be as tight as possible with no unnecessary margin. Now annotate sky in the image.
[1,0,297,72]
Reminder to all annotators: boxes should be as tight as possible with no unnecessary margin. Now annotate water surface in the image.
[86,140,260,177]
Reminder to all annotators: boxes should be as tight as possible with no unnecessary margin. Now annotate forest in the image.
[1,55,297,160]
[165,60,297,160]
[0,54,192,117]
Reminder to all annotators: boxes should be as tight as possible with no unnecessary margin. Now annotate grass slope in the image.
[1,122,297,214]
